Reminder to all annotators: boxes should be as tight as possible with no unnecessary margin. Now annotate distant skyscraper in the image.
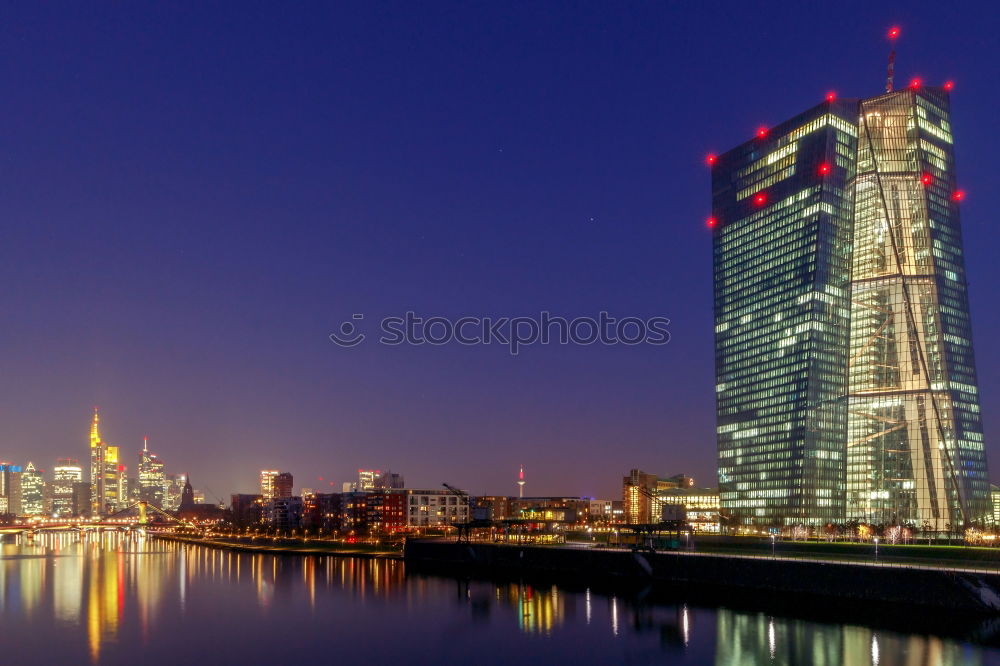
[89,408,125,515]
[357,469,377,491]
[260,470,279,501]
[0,463,23,516]
[179,476,195,512]
[21,462,45,516]
[273,472,293,500]
[138,437,166,507]
[72,482,90,518]
[712,75,989,528]
[373,470,404,490]
[162,473,186,511]
[52,459,83,517]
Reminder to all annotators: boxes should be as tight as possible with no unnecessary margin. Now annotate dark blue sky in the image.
[2,2,998,499]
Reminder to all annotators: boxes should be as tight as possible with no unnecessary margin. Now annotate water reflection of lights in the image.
[682,604,690,647]
[1,535,995,665]
[611,596,619,636]
[0,532,409,663]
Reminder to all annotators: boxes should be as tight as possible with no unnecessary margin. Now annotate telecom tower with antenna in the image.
[517,464,525,498]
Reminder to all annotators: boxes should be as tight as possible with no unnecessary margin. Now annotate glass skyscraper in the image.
[846,87,989,530]
[713,100,858,527]
[712,86,990,529]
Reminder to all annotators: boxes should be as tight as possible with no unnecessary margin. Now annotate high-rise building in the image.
[72,482,90,518]
[52,459,83,517]
[21,462,45,516]
[260,470,279,501]
[374,470,404,490]
[162,473,186,511]
[273,472,293,500]
[89,408,126,516]
[137,437,166,507]
[845,87,990,530]
[0,463,23,516]
[357,469,377,491]
[712,77,989,529]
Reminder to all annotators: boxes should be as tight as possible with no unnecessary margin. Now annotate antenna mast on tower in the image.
[517,464,525,498]
[885,26,900,92]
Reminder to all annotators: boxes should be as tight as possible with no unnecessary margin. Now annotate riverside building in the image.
[712,77,989,530]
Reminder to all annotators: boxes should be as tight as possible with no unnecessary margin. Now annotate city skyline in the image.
[2,5,1000,500]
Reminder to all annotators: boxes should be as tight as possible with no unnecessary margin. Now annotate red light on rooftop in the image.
[818,162,831,176]
[753,192,766,206]
[888,26,900,40]
[706,154,717,166]
[944,80,955,91]
[921,173,932,186]
[952,190,966,202]
[826,91,836,102]
[756,127,768,138]
[706,216,717,229]
[909,77,922,89]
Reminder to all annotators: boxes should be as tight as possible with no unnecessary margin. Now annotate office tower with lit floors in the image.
[712,72,990,529]
[846,85,990,530]
[712,99,859,527]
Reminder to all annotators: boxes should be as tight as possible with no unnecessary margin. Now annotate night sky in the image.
[2,2,999,500]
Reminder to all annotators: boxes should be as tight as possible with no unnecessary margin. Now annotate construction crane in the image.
[442,482,479,543]
[624,484,688,552]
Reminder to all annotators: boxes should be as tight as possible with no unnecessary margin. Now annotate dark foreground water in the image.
[2,532,1000,665]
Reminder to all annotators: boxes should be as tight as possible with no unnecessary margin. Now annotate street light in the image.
[770,534,776,558]
[874,536,879,563]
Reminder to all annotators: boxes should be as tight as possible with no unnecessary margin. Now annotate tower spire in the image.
[90,407,101,448]
[885,26,900,93]
[517,464,525,498]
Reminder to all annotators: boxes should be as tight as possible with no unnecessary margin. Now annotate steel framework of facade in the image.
[846,88,989,530]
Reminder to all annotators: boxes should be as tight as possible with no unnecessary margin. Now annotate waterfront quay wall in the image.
[403,540,1000,613]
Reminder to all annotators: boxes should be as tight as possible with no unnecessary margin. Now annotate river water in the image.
[1,532,998,665]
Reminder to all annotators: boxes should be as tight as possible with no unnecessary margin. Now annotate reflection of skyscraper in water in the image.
[52,534,83,623]
[713,608,985,666]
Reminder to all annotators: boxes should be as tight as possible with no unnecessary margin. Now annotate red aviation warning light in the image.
[756,126,768,138]
[921,173,933,186]
[753,192,766,206]
[953,190,966,202]
[944,80,955,91]
[706,154,717,166]
[888,26,900,40]
[909,77,922,89]
[818,163,831,176]
[707,216,718,229]
[826,91,836,102]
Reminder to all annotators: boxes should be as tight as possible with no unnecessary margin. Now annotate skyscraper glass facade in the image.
[713,87,990,529]
[713,100,858,526]
[846,88,990,529]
